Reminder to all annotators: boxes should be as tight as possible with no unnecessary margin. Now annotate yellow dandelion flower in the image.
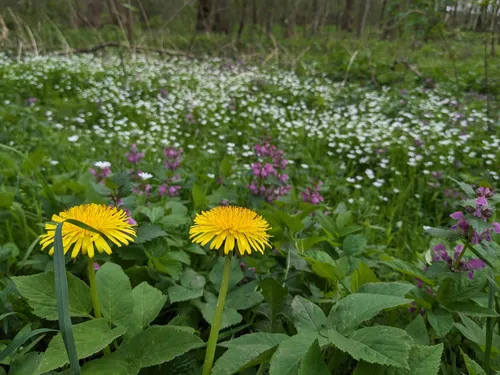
[40,203,136,259]
[189,206,271,255]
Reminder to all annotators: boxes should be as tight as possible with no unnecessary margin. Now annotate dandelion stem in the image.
[203,255,232,375]
[87,258,111,355]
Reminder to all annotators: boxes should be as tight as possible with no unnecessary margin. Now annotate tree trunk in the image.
[265,0,275,35]
[126,0,133,44]
[357,0,371,37]
[311,0,323,35]
[237,0,247,45]
[341,0,354,31]
[196,0,212,32]
[379,0,387,27]
[87,0,104,28]
[213,0,229,33]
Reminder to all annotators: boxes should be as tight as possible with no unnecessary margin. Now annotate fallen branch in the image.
[392,58,422,78]
[51,42,191,57]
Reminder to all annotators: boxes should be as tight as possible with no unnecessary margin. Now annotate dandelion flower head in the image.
[40,204,136,258]
[190,206,271,255]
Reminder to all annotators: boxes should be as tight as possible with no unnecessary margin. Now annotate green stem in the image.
[484,268,495,374]
[202,255,232,375]
[87,258,111,355]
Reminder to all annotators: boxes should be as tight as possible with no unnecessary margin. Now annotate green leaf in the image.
[336,211,352,231]
[260,278,288,317]
[437,272,487,305]
[119,325,203,368]
[405,315,429,346]
[424,227,461,240]
[326,326,412,369]
[196,298,243,329]
[209,257,244,291]
[179,270,206,293]
[9,352,43,375]
[358,282,414,297]
[219,155,233,178]
[0,328,57,364]
[444,300,499,317]
[351,264,379,293]
[37,319,126,374]
[153,258,183,279]
[141,206,164,224]
[81,353,140,375]
[269,332,318,375]
[192,184,208,210]
[135,224,167,244]
[427,309,453,337]
[452,179,476,198]
[11,271,92,320]
[298,339,329,375]
[96,263,135,327]
[143,237,169,259]
[382,260,434,285]
[328,293,411,335]
[161,214,190,229]
[291,296,328,334]
[212,333,288,375]
[226,281,264,311]
[343,234,367,256]
[461,349,487,375]
[295,236,329,252]
[168,286,204,303]
[131,282,166,329]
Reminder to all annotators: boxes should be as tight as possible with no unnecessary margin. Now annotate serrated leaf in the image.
[351,264,379,293]
[358,282,414,297]
[141,206,164,224]
[143,237,169,259]
[213,333,288,375]
[260,278,288,317]
[160,214,190,229]
[343,234,367,256]
[12,272,92,320]
[192,184,207,210]
[37,319,126,374]
[209,257,244,291]
[424,227,461,240]
[135,224,167,244]
[269,332,318,375]
[9,352,43,375]
[291,295,328,334]
[298,339,329,375]
[81,353,140,375]
[452,179,476,197]
[96,263,135,328]
[427,309,453,337]
[197,300,242,329]
[382,260,434,285]
[131,282,166,329]
[152,258,183,280]
[328,293,411,335]
[226,281,263,311]
[119,325,203,368]
[168,285,204,303]
[444,300,499,317]
[405,315,429,346]
[326,326,412,369]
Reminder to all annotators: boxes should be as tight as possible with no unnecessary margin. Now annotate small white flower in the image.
[67,135,79,142]
[50,160,59,165]
[207,173,215,179]
[94,161,111,169]
[138,172,153,180]
[301,164,309,169]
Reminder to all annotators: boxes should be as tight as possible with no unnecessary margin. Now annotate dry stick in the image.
[342,50,359,87]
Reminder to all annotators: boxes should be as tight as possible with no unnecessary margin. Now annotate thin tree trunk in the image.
[196,0,212,32]
[490,0,499,56]
[311,0,323,35]
[237,0,247,45]
[452,0,459,27]
[341,0,354,31]
[265,0,275,35]
[379,0,388,28]
[357,0,371,37]
[126,0,133,44]
[213,0,229,34]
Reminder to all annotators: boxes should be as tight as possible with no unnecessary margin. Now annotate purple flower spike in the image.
[476,196,489,206]
[93,263,101,271]
[450,211,464,219]
[492,222,500,233]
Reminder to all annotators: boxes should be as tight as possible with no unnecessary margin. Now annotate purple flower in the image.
[126,144,145,164]
[492,222,500,233]
[93,262,101,271]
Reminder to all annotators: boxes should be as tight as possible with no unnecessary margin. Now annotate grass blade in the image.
[0,328,57,363]
[54,222,81,375]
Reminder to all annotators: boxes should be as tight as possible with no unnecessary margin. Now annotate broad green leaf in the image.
[343,234,367,256]
[455,314,500,352]
[12,272,92,320]
[382,260,434,285]
[135,224,167,244]
[153,258,183,279]
[143,237,169,259]
[219,155,233,178]
[298,339,329,375]
[225,281,264,311]
[165,201,188,216]
[212,333,288,375]
[269,332,318,375]
[461,349,487,375]
[37,319,126,374]
[452,179,476,197]
[328,293,411,335]
[196,299,243,329]
[192,184,208,210]
[141,206,164,224]
[291,296,328,334]
[96,263,135,328]
[120,325,203,368]
[326,326,412,369]
[209,257,244,291]
[295,236,328,252]
[444,300,499,317]
[81,353,140,375]
[424,227,461,240]
[405,315,429,346]
[131,282,166,329]
[161,214,190,229]
[260,278,288,316]
[427,309,453,337]
[436,272,487,305]
[336,211,352,231]
[351,264,379,293]
[9,352,43,375]
[169,286,204,303]
[358,282,415,297]
[302,251,347,282]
